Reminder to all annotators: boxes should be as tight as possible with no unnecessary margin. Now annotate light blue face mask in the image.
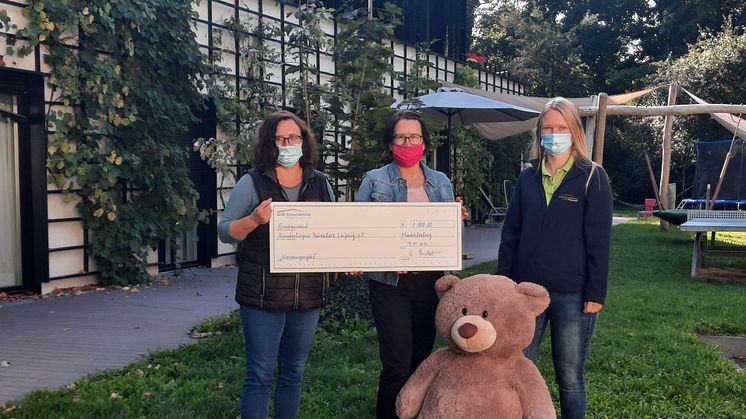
[277,144,303,167]
[540,133,573,156]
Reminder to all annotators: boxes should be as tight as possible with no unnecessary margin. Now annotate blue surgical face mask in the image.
[540,133,573,156]
[277,144,303,167]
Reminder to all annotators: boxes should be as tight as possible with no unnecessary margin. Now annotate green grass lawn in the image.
[612,207,639,218]
[3,221,746,418]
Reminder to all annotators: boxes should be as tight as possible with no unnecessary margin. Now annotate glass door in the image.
[0,94,22,287]
[158,210,199,271]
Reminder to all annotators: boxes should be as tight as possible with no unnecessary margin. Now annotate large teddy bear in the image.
[395,274,556,419]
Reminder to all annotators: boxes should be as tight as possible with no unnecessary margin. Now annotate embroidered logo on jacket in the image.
[558,193,578,203]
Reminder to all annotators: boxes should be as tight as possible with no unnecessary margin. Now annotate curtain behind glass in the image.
[0,94,21,287]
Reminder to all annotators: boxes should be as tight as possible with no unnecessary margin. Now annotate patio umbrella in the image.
[392,87,540,176]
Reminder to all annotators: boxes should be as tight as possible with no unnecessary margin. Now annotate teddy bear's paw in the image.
[395,400,418,419]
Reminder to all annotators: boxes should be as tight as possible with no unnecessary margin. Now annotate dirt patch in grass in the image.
[696,267,746,284]
[698,335,746,372]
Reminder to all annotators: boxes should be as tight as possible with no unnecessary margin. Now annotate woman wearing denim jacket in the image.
[355,110,464,419]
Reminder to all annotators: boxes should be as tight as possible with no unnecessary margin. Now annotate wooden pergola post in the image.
[584,95,598,157]
[659,84,678,229]
[593,93,608,165]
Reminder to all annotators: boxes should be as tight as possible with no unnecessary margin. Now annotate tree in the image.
[641,0,746,62]
[324,1,402,199]
[473,3,592,96]
[284,0,334,140]
[656,24,746,197]
[604,24,746,204]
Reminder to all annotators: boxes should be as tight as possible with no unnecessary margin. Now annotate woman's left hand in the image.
[456,197,469,221]
[583,301,603,313]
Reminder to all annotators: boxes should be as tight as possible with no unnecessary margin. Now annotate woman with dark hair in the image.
[218,110,334,419]
[498,97,613,419]
[355,110,466,419]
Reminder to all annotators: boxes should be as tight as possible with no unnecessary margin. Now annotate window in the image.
[0,94,22,287]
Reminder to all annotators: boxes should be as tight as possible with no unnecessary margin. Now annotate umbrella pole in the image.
[447,115,453,180]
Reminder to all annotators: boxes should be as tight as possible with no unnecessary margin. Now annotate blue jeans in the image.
[524,292,598,419]
[239,305,320,419]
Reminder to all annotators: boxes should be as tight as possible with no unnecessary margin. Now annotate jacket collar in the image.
[529,158,586,182]
[386,161,436,187]
[262,165,316,184]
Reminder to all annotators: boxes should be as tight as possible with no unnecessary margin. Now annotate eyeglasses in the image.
[392,134,424,146]
[275,135,303,146]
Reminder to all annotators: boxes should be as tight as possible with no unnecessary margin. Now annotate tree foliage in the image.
[475,0,746,94]
[473,2,591,96]
[640,0,746,62]
[598,23,746,203]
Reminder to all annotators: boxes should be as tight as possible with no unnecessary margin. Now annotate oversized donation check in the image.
[269,202,462,273]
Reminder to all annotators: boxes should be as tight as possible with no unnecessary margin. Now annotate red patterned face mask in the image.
[392,144,424,168]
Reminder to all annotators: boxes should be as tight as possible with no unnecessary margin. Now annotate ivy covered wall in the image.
[2,0,210,286]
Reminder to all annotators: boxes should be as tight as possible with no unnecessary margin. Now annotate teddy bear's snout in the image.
[450,315,497,353]
[458,322,478,339]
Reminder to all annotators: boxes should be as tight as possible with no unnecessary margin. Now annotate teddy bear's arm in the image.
[513,359,556,419]
[395,348,454,419]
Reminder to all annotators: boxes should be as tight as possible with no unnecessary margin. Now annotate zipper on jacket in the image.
[270,173,297,201]
[299,180,310,198]
[293,273,300,310]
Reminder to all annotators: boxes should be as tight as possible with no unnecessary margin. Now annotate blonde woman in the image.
[497,97,613,419]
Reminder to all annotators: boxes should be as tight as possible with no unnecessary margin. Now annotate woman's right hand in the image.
[249,198,273,225]
[345,271,364,277]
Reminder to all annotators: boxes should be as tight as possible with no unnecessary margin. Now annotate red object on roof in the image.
[465,53,485,66]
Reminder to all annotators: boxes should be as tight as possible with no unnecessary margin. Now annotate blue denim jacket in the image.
[355,162,455,285]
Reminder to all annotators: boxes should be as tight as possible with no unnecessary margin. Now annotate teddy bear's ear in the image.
[516,282,550,315]
[434,275,461,299]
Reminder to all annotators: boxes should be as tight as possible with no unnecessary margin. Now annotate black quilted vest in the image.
[235,168,332,311]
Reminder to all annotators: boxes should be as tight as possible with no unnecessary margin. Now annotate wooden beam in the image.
[583,95,598,157]
[659,84,678,230]
[593,93,608,165]
[578,103,746,117]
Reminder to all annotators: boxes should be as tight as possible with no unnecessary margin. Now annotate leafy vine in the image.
[2,0,210,284]
[195,15,281,204]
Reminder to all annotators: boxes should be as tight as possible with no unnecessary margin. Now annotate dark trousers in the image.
[369,272,441,419]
